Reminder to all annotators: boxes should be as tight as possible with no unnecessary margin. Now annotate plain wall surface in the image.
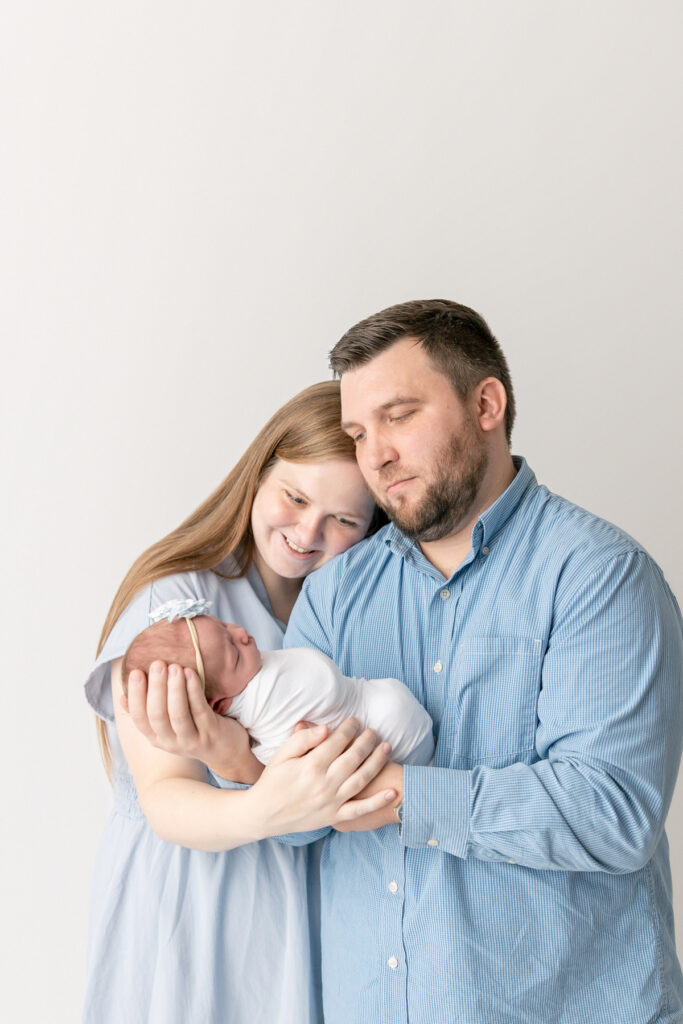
[2,3,682,1021]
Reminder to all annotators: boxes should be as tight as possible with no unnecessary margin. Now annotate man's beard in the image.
[374,426,489,544]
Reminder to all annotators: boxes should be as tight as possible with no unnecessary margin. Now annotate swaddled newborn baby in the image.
[122,604,434,766]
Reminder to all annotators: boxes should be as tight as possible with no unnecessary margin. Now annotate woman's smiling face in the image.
[250,458,375,581]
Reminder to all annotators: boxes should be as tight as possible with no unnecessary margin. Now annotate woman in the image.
[83,381,393,1024]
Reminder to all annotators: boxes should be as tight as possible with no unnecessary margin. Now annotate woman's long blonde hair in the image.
[96,380,379,776]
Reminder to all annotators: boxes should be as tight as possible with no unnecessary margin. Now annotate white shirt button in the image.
[427,838,439,847]
[482,545,490,555]
[388,881,398,893]
[439,588,450,600]
[433,661,443,673]
[387,956,398,969]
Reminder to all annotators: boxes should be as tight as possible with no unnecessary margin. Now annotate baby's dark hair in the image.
[121,619,199,697]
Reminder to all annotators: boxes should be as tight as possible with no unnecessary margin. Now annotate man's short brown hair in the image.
[329,299,516,444]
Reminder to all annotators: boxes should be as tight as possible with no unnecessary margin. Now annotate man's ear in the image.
[473,377,507,434]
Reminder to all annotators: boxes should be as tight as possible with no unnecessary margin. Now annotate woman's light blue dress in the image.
[83,562,322,1024]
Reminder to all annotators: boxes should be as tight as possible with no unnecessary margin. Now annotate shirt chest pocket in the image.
[436,636,543,769]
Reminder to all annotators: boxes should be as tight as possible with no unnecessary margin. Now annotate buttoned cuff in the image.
[401,765,470,858]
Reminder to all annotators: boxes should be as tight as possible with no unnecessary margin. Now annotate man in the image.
[285,300,683,1024]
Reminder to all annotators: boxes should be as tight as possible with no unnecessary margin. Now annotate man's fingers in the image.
[269,724,330,766]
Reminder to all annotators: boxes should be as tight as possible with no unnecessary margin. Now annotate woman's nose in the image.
[295,511,324,546]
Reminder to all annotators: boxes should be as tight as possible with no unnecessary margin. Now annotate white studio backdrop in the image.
[2,3,682,1021]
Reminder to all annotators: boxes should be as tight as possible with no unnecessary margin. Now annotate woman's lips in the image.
[280,533,318,559]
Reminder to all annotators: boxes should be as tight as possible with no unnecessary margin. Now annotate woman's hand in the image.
[247,718,398,838]
[122,661,263,783]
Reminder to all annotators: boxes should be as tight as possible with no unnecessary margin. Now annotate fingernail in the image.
[382,743,392,755]
[384,790,396,801]
[150,662,161,677]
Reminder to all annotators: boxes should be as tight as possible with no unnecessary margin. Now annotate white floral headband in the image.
[148,598,213,690]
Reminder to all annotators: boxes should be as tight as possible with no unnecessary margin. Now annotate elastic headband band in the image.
[185,617,207,691]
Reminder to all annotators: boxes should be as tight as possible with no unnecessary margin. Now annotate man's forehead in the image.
[339,340,444,421]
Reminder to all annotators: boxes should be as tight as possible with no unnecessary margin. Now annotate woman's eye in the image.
[335,516,359,528]
[351,432,365,444]
[286,492,306,505]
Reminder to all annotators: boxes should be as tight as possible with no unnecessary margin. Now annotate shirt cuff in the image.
[401,765,471,858]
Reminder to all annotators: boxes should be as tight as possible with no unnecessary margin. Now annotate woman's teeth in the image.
[284,536,312,554]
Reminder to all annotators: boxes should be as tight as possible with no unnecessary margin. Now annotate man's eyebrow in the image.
[341,397,422,431]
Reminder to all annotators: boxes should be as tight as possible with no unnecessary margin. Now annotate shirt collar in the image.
[384,456,537,566]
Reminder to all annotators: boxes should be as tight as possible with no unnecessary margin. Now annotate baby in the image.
[122,599,434,766]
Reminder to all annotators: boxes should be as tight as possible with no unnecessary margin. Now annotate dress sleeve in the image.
[84,574,206,721]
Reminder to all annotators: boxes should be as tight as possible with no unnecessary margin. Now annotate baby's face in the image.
[194,617,263,715]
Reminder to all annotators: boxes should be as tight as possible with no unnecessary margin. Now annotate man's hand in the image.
[333,761,404,832]
[121,661,263,783]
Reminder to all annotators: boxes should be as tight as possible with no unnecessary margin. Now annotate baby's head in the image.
[121,615,262,715]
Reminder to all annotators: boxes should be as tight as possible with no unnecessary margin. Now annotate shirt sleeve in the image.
[401,551,683,872]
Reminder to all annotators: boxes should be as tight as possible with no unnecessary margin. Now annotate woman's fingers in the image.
[126,669,157,742]
[184,668,215,733]
[145,661,177,743]
[334,741,392,802]
[311,720,383,783]
[268,723,329,765]
[166,665,200,743]
[306,717,364,769]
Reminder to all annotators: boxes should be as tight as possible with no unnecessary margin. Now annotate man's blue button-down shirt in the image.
[285,458,683,1024]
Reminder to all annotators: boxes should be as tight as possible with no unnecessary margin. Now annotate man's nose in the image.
[363,430,397,472]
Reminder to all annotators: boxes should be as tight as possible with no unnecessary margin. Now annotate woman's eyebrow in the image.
[279,477,365,519]
[278,477,310,499]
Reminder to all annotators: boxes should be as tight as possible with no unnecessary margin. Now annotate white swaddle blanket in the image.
[228,647,435,766]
